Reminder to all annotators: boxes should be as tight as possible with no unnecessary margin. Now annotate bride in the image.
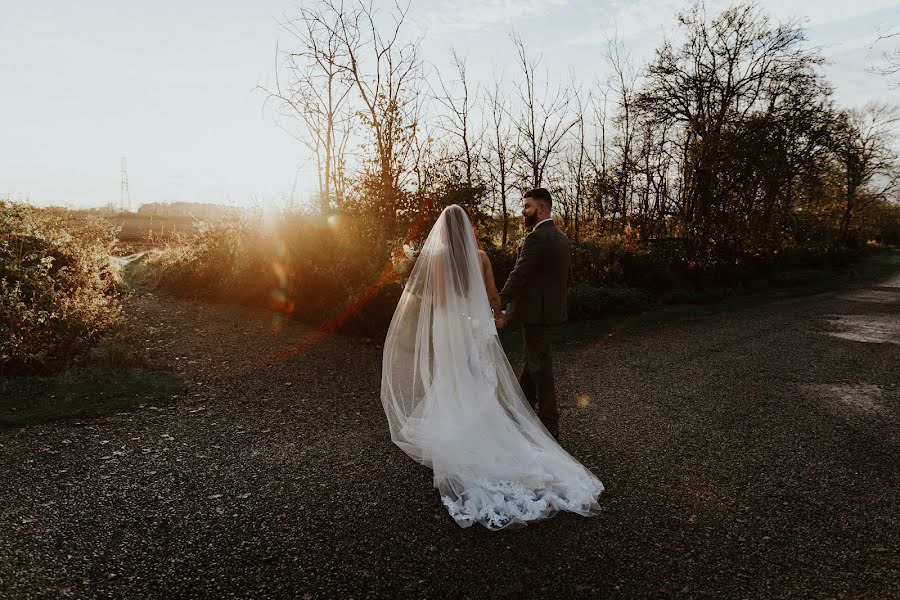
[380,205,604,530]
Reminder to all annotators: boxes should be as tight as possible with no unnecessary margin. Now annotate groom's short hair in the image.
[524,188,552,211]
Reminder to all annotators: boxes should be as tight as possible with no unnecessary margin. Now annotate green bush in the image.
[567,282,656,320]
[482,240,517,291]
[1,202,122,373]
[570,234,631,287]
[333,280,404,337]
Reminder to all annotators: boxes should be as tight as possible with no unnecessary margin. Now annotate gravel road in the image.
[1,272,898,599]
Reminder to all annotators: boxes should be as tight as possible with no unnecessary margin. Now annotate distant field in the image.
[44,206,231,254]
[113,213,197,239]
[108,213,199,254]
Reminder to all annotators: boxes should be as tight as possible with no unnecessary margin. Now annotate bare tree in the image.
[558,82,589,239]
[585,81,614,231]
[264,3,355,213]
[869,27,900,86]
[298,0,423,231]
[432,49,481,190]
[484,70,515,246]
[637,2,828,259]
[834,103,900,241]
[605,37,640,231]
[410,118,438,197]
[259,0,900,270]
[510,32,578,192]
[349,1,422,192]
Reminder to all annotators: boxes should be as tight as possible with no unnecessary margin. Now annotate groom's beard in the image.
[523,212,538,228]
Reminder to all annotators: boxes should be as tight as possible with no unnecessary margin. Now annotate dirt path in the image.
[1,272,898,599]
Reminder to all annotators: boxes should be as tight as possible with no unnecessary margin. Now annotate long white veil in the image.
[381,205,603,530]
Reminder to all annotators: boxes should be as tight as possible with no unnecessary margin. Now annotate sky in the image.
[1,0,898,210]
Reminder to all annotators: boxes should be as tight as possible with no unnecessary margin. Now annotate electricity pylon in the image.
[120,155,131,212]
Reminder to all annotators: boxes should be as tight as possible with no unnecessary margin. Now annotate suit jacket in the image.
[500,221,571,325]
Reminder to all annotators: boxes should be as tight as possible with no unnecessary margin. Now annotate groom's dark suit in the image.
[500,220,570,439]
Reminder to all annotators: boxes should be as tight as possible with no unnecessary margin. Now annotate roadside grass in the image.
[1,327,185,429]
[500,247,900,352]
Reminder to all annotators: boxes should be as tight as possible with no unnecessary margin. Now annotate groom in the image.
[496,188,570,441]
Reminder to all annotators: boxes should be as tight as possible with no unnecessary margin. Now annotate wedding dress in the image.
[380,205,603,530]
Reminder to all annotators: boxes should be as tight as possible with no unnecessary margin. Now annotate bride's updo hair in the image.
[442,204,474,296]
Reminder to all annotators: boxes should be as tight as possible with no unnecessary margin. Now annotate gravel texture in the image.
[1,273,899,599]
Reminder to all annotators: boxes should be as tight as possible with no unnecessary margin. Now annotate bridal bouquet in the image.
[391,242,419,278]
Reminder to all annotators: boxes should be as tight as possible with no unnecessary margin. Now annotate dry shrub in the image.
[131,212,390,331]
[1,201,122,373]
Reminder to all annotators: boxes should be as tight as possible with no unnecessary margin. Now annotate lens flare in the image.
[211,208,437,380]
[576,393,591,409]
[269,237,294,331]
[271,260,288,289]
[270,313,284,334]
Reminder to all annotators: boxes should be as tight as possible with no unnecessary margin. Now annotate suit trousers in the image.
[519,324,559,438]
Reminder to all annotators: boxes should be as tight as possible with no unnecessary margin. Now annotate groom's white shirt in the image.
[532,218,553,231]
